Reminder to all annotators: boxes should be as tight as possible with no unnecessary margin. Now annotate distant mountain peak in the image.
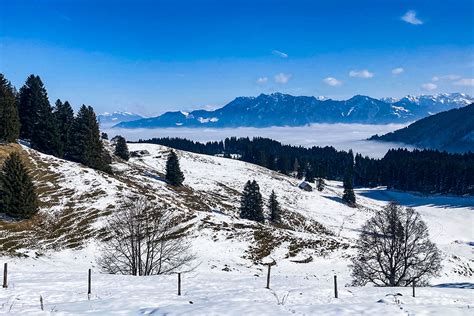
[98,111,144,127]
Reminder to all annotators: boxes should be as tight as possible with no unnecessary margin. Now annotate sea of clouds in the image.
[104,123,415,159]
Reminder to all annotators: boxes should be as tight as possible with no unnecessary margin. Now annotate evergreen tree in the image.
[276,156,290,175]
[68,105,112,173]
[0,152,38,219]
[292,158,300,176]
[342,168,356,206]
[268,190,281,223]
[101,132,108,140]
[305,167,315,183]
[53,99,74,157]
[165,150,184,186]
[114,136,130,161]
[239,180,264,223]
[18,75,61,155]
[0,74,20,143]
[316,177,325,191]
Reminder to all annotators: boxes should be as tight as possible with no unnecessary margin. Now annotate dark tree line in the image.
[139,137,474,196]
[354,149,474,195]
[0,73,111,173]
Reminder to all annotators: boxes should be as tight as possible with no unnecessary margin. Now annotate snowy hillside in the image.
[0,143,473,314]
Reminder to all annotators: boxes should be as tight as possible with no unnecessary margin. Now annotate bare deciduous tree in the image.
[99,198,196,276]
[351,201,441,286]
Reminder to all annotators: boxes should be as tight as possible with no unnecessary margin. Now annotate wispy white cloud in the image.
[401,10,423,25]
[323,77,342,87]
[443,74,460,80]
[421,83,437,91]
[256,77,268,84]
[349,69,374,79]
[391,68,404,75]
[453,78,474,87]
[432,74,461,82]
[272,50,288,58]
[274,73,292,84]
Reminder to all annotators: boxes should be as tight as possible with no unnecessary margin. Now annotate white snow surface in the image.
[0,143,473,315]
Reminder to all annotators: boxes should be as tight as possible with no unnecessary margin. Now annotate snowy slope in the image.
[0,143,472,314]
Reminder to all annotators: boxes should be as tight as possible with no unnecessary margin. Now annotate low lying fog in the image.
[104,124,415,159]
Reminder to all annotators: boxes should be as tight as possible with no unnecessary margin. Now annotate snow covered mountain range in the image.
[113,93,473,128]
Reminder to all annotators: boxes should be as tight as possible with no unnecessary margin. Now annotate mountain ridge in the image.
[113,92,473,128]
[369,103,474,153]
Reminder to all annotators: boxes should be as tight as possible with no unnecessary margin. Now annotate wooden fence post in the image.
[412,280,415,297]
[88,269,91,299]
[2,263,7,289]
[40,295,44,311]
[334,275,338,298]
[266,264,271,289]
[178,273,181,296]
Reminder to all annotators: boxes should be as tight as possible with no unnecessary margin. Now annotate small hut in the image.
[298,181,313,192]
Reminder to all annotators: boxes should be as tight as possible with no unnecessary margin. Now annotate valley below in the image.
[105,123,415,159]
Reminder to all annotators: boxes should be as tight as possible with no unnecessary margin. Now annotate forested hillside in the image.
[370,104,474,153]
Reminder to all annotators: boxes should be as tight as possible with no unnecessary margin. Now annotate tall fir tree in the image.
[0,74,20,143]
[0,152,38,219]
[68,105,112,173]
[114,136,130,161]
[316,177,325,192]
[165,150,184,186]
[268,190,281,223]
[239,180,264,223]
[342,168,356,206]
[305,167,315,183]
[53,99,74,157]
[18,75,61,155]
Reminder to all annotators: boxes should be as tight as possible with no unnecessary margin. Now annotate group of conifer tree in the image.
[0,73,111,173]
[239,180,281,223]
[0,73,114,219]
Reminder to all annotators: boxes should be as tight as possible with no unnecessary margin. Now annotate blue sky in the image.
[1,0,473,115]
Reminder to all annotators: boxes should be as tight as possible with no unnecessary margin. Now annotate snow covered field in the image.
[2,264,473,315]
[0,143,472,315]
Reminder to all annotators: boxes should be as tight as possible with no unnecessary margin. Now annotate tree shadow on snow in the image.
[356,188,474,210]
[432,283,474,289]
[322,195,346,205]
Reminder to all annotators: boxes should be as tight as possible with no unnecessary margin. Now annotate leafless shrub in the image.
[351,201,442,286]
[99,198,196,276]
